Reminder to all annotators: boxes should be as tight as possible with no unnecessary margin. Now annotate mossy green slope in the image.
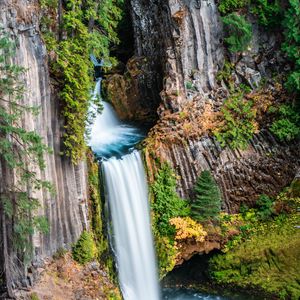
[209,213,300,299]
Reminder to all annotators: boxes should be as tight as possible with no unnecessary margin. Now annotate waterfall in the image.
[103,152,160,300]
[89,79,144,159]
[89,79,160,300]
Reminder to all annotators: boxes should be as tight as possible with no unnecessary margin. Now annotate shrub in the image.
[53,247,68,259]
[218,0,250,15]
[151,163,190,278]
[151,163,190,237]
[190,170,222,222]
[282,0,300,95]
[214,92,256,149]
[185,81,195,90]
[72,231,97,264]
[155,235,178,278]
[30,293,40,300]
[222,13,252,53]
[250,0,282,27]
[169,217,207,242]
[270,104,300,141]
[256,194,274,220]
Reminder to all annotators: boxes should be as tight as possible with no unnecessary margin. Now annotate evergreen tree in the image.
[191,170,222,222]
[222,13,252,53]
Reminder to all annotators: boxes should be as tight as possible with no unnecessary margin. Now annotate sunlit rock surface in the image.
[0,0,89,286]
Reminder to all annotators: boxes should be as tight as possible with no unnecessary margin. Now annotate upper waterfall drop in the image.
[89,80,160,300]
[88,79,144,159]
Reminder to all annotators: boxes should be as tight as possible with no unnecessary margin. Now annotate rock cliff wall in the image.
[0,0,89,289]
[130,0,224,111]
[130,0,300,210]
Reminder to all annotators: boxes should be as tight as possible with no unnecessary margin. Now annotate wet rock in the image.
[104,56,158,122]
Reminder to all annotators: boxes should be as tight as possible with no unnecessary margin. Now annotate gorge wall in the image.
[125,0,300,211]
[0,0,89,291]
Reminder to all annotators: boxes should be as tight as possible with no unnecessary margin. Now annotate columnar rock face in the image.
[130,0,224,111]
[147,131,299,212]
[131,0,300,211]
[0,0,89,287]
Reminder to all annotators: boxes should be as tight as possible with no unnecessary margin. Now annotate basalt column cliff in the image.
[124,0,300,211]
[0,1,89,295]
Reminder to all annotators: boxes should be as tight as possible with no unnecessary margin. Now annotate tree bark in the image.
[1,210,15,299]
[0,157,15,299]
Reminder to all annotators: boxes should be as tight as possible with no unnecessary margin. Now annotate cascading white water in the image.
[103,152,160,300]
[89,79,144,158]
[89,79,160,300]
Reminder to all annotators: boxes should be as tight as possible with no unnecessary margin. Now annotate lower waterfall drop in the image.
[103,151,160,300]
[89,79,160,300]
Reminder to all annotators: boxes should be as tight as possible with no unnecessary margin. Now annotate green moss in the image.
[209,212,300,299]
[291,178,300,197]
[86,150,118,282]
[87,150,107,259]
[72,231,97,264]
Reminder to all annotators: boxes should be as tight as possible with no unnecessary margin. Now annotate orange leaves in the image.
[169,217,207,242]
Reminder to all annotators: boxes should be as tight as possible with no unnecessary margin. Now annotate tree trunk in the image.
[1,210,15,299]
[0,157,15,299]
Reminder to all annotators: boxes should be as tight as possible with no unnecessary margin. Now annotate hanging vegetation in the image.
[40,0,124,163]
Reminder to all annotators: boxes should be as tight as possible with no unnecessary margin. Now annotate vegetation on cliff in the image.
[150,163,190,276]
[217,0,300,148]
[191,171,222,222]
[0,30,52,288]
[209,188,300,299]
[72,230,97,265]
[150,164,222,277]
[86,150,116,280]
[40,0,124,163]
[151,163,190,237]
[222,13,252,53]
[282,0,300,94]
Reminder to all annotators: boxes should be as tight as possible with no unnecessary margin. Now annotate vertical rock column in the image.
[0,0,89,288]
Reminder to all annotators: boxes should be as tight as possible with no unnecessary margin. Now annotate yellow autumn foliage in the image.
[169,217,207,242]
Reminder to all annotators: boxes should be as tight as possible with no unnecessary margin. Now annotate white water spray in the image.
[89,79,143,158]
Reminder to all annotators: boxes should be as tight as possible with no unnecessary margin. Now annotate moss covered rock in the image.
[209,213,300,299]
